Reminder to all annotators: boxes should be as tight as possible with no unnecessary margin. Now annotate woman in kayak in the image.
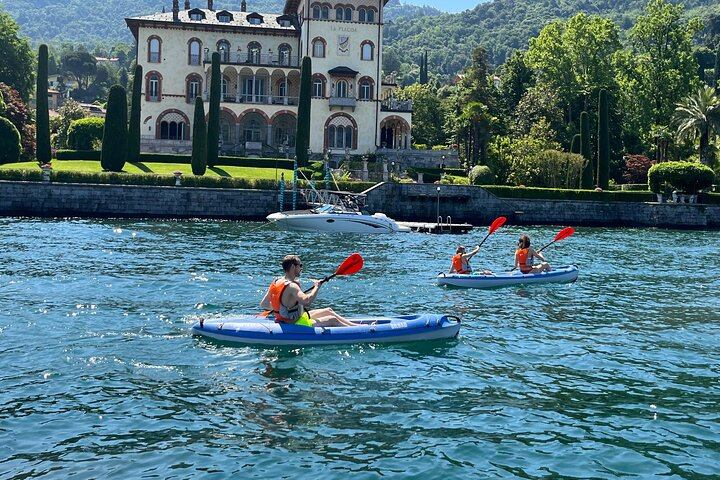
[260,255,358,327]
[514,234,552,274]
[449,245,493,275]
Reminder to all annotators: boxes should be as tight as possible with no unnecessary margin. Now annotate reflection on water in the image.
[0,218,719,478]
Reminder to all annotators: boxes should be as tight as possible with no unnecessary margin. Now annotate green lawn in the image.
[0,160,294,180]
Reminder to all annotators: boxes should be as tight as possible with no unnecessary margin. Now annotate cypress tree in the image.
[419,52,428,85]
[36,44,51,165]
[597,89,610,189]
[580,111,594,189]
[127,64,143,164]
[570,134,581,154]
[100,85,128,172]
[715,43,720,88]
[206,52,221,167]
[295,56,312,167]
[191,96,207,175]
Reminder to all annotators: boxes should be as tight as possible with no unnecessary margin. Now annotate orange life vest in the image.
[268,279,301,322]
[516,248,532,274]
[452,253,471,274]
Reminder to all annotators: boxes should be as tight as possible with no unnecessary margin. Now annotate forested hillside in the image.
[384,0,720,84]
[1,0,440,45]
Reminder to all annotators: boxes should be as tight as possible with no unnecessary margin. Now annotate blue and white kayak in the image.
[437,265,579,289]
[191,314,461,346]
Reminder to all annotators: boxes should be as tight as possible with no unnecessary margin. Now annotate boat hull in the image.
[266,210,410,233]
[437,265,579,289]
[191,314,460,346]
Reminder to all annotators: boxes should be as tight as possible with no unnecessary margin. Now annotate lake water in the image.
[1,218,718,479]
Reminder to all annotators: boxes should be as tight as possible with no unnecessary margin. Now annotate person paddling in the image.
[514,234,552,274]
[260,255,358,327]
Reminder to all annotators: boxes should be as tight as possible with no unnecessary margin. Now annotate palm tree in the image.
[673,85,720,166]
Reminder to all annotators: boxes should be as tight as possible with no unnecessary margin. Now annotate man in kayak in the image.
[514,234,552,274]
[260,255,358,327]
[449,245,492,275]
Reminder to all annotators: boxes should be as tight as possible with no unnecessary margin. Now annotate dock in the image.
[397,221,474,234]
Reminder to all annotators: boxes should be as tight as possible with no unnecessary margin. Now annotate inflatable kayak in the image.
[191,314,461,346]
[437,265,579,289]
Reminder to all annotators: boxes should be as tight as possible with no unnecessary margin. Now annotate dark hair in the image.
[456,245,466,254]
[282,254,301,271]
[518,234,530,249]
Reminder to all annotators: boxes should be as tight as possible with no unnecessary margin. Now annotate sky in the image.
[402,0,485,13]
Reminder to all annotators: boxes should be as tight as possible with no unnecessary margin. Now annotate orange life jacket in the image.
[452,253,471,274]
[516,248,532,274]
[268,279,301,322]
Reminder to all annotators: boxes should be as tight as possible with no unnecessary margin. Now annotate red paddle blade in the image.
[553,227,575,243]
[334,253,364,276]
[488,216,507,234]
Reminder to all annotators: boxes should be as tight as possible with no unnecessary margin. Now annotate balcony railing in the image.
[329,97,356,108]
[204,92,299,105]
[381,98,413,112]
[203,52,300,68]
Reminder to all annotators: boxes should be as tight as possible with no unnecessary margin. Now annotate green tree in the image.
[61,50,97,91]
[191,96,207,176]
[36,44,51,165]
[597,89,610,189]
[570,134,581,154]
[52,98,87,148]
[715,43,720,88]
[295,56,312,167]
[67,117,104,150]
[580,111,594,188]
[206,52,221,167]
[496,50,535,120]
[620,0,702,136]
[127,64,142,164]
[100,85,127,171]
[396,83,445,146]
[0,82,34,161]
[673,85,720,166]
[527,13,621,125]
[0,10,34,101]
[0,116,22,164]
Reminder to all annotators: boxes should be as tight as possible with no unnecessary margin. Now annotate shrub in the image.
[100,85,128,172]
[441,174,470,185]
[191,96,207,175]
[469,165,495,185]
[0,116,22,164]
[622,154,654,184]
[67,117,105,150]
[648,161,715,194]
[56,149,101,160]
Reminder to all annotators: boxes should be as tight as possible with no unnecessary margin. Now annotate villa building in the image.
[125,0,413,162]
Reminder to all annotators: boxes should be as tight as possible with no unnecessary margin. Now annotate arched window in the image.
[146,72,161,102]
[186,74,202,102]
[361,41,374,61]
[278,44,292,65]
[359,8,375,22]
[188,39,201,65]
[335,6,351,21]
[336,80,348,98]
[344,7,352,20]
[359,78,373,100]
[148,36,161,63]
[366,8,375,22]
[221,76,228,101]
[158,111,188,140]
[312,38,326,58]
[328,125,353,149]
[312,75,326,97]
[312,4,321,18]
[247,41,262,63]
[217,40,230,62]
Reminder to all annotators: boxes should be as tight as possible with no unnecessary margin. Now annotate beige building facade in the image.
[126,0,412,160]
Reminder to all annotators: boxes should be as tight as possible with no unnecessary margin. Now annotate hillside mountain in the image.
[384,0,720,81]
[1,0,441,45]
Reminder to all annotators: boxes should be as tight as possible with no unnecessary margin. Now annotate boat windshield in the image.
[312,204,337,214]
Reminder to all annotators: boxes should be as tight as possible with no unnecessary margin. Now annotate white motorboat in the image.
[267,204,411,233]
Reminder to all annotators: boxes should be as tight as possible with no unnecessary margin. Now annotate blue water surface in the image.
[0,218,718,479]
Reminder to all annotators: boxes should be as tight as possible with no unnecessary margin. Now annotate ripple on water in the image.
[1,219,719,478]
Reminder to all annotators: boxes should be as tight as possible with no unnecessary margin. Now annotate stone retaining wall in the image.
[1,180,718,229]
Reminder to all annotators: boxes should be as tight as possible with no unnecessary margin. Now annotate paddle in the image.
[536,227,575,253]
[477,216,507,249]
[510,227,575,272]
[303,252,363,293]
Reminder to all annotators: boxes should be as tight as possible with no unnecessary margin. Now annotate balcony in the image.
[204,93,299,106]
[381,98,413,113]
[329,96,356,110]
[203,52,300,68]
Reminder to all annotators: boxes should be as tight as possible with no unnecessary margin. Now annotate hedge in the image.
[483,185,656,202]
[647,161,715,194]
[67,117,105,150]
[52,151,296,169]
